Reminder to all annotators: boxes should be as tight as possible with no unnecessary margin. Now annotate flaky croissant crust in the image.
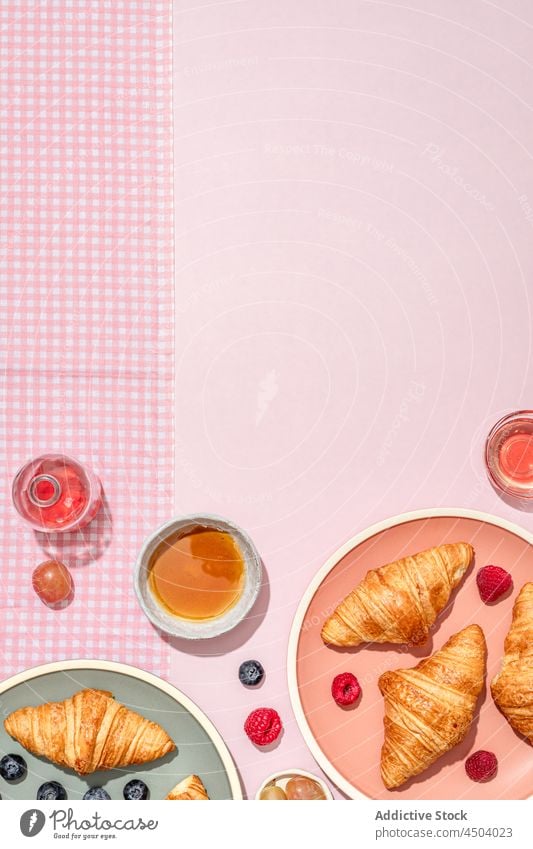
[4,688,175,775]
[165,774,209,800]
[322,542,474,647]
[491,582,533,744]
[379,624,486,790]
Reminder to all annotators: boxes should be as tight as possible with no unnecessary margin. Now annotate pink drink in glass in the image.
[485,411,533,499]
[12,454,102,532]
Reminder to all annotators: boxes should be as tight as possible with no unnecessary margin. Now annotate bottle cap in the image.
[28,474,61,507]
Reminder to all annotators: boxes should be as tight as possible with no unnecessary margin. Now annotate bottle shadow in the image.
[33,491,113,568]
[161,562,271,657]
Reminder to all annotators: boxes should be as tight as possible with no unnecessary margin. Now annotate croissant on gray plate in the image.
[4,688,175,775]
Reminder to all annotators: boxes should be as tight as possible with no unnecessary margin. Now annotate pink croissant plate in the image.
[288,509,533,799]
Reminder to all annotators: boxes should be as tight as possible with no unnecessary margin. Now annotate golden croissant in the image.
[4,688,175,775]
[166,774,209,800]
[321,542,474,647]
[379,624,486,789]
[491,582,533,743]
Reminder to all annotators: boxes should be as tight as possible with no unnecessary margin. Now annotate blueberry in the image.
[37,781,67,801]
[238,659,265,687]
[83,787,110,800]
[0,754,27,782]
[123,779,149,800]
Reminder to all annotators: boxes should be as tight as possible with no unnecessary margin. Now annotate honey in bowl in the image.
[148,527,245,621]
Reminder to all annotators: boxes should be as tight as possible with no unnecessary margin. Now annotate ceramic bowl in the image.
[134,513,262,639]
[255,769,332,800]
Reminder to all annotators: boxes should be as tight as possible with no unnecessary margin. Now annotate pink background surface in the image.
[172,0,533,798]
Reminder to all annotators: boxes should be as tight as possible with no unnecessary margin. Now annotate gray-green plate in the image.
[0,661,242,800]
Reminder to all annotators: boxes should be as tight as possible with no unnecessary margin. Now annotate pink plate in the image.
[288,509,533,799]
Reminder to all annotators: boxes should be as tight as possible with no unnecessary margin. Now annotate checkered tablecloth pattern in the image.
[0,1,173,677]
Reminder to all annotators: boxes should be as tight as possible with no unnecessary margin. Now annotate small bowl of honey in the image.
[134,514,263,639]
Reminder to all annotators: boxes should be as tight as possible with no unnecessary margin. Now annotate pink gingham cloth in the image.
[0,2,173,678]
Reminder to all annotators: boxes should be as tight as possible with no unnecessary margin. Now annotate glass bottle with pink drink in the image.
[12,453,102,532]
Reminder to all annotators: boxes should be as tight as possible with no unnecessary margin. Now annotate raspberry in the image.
[244,708,282,746]
[465,750,498,782]
[331,672,361,706]
[476,565,512,603]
